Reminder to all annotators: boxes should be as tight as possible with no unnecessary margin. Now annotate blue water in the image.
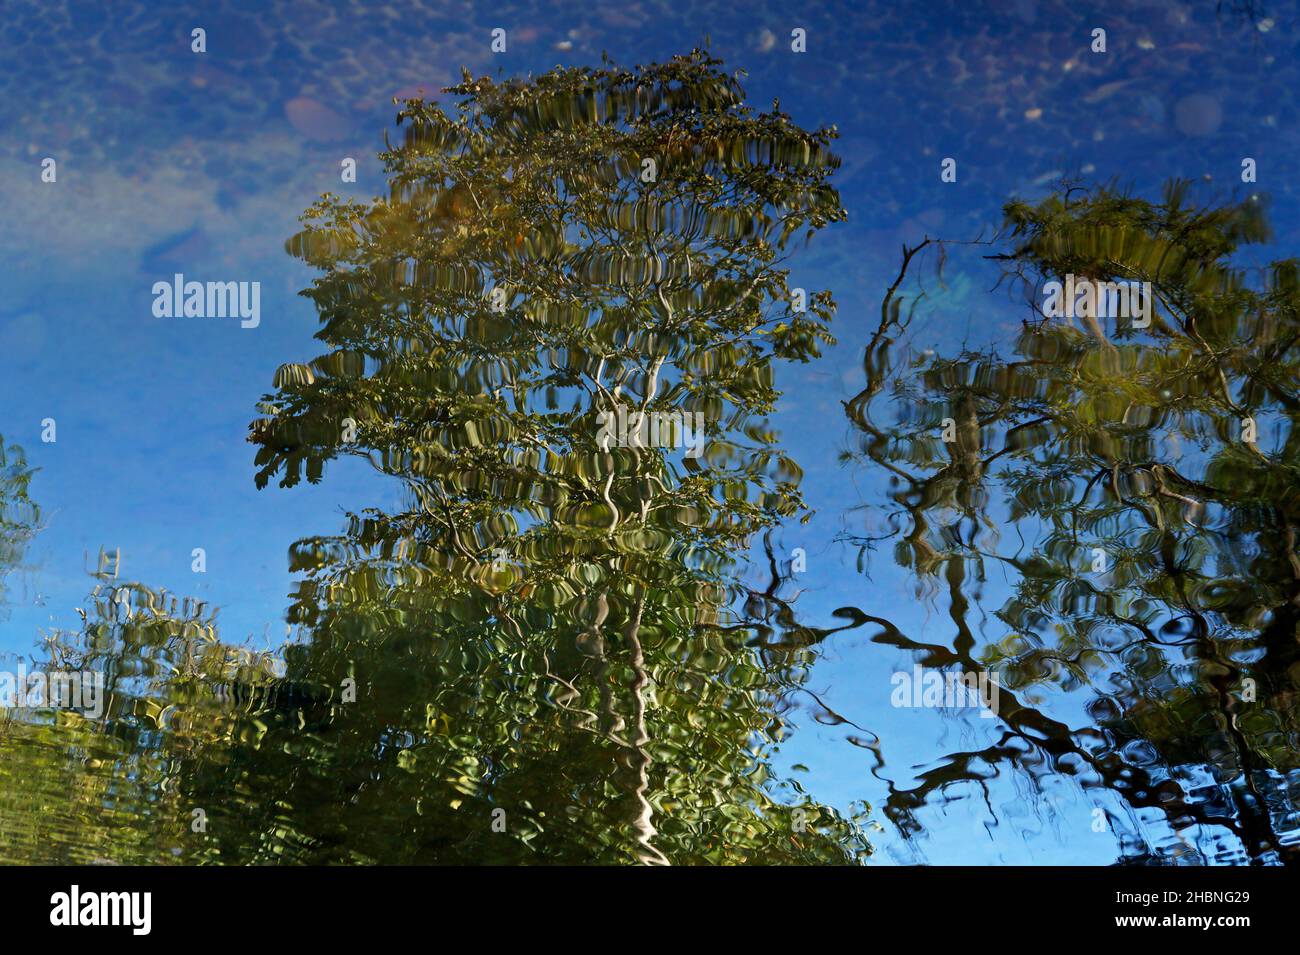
[3,0,1297,864]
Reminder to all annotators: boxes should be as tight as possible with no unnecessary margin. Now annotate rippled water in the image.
[2,0,1298,865]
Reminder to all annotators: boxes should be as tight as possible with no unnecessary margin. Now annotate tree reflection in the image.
[0,436,38,611]
[1,52,869,864]
[845,181,1300,864]
[233,49,865,864]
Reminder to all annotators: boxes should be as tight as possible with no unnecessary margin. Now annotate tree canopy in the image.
[1,52,870,865]
[844,180,1300,863]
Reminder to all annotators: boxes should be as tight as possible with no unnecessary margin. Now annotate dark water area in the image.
[1,0,1298,866]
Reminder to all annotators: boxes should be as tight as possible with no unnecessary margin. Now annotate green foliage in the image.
[0,53,869,866]
[845,181,1300,862]
[0,436,39,609]
[232,49,864,865]
[0,581,285,864]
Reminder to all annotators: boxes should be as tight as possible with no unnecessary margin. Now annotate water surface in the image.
[2,0,1298,864]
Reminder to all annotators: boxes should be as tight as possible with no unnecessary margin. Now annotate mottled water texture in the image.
[2,0,1298,865]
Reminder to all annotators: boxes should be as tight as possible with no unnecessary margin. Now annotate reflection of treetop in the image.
[845,181,1300,863]
[23,53,864,866]
[0,436,39,607]
[252,50,846,593]
[2,56,867,864]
